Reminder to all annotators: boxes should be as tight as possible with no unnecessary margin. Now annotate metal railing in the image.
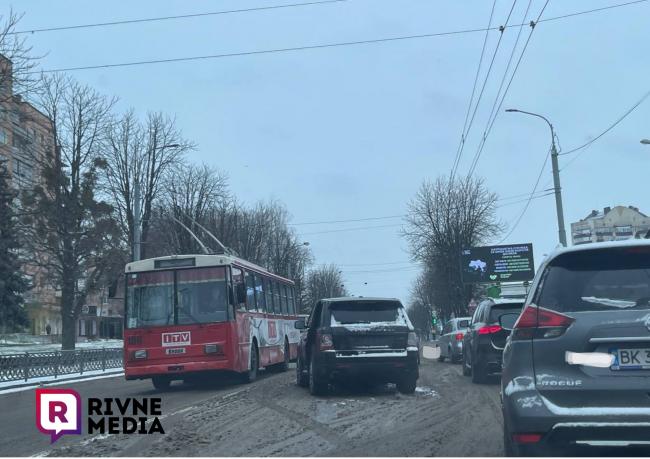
[0,348,123,383]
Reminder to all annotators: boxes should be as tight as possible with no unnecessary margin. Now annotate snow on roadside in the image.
[0,339,123,355]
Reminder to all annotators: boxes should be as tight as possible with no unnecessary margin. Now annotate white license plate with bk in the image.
[610,348,650,370]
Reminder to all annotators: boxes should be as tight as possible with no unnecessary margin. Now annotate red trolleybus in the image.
[123,254,300,390]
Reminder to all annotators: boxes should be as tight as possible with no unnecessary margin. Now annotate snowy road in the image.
[0,349,504,456]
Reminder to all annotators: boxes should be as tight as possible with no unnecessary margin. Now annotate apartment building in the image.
[571,205,650,245]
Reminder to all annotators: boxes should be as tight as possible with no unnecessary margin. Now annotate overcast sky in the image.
[12,0,650,304]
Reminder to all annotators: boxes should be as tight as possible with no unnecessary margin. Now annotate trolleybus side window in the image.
[232,267,245,311]
[245,270,256,311]
[273,281,282,315]
[288,286,295,315]
[280,284,288,315]
[254,273,266,312]
[265,278,275,314]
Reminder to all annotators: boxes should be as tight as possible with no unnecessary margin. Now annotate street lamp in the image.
[505,109,567,247]
[133,143,181,261]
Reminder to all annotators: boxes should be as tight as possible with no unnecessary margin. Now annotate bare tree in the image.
[0,10,40,103]
[403,175,502,320]
[102,110,192,259]
[303,264,347,312]
[22,74,121,350]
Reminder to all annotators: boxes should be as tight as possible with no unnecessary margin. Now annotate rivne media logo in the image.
[35,388,82,443]
[36,388,166,445]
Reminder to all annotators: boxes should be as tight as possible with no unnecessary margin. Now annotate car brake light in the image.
[478,325,502,335]
[512,433,543,444]
[455,332,464,341]
[512,305,574,340]
[319,333,334,351]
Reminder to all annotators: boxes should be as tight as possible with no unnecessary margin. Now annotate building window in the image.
[0,129,7,144]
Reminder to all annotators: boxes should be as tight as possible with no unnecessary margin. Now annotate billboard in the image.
[461,243,535,283]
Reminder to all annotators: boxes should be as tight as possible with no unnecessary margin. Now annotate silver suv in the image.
[501,240,650,456]
[437,317,471,363]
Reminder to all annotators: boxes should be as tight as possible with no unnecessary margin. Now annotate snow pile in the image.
[0,339,123,355]
[415,386,439,398]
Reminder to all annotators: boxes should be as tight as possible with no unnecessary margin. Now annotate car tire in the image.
[152,376,171,391]
[308,354,328,396]
[471,354,487,384]
[242,342,259,383]
[397,375,417,394]
[296,355,309,387]
[462,352,471,376]
[503,420,517,457]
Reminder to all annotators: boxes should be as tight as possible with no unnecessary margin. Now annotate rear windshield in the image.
[329,301,402,324]
[457,319,470,329]
[488,304,523,323]
[536,247,650,313]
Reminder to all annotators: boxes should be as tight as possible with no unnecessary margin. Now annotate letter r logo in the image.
[35,388,82,443]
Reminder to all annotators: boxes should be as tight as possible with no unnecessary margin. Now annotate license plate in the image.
[166,347,186,355]
[609,348,650,370]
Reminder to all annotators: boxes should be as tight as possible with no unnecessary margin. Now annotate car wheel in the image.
[471,353,486,384]
[397,375,417,394]
[152,376,171,391]
[462,351,471,376]
[242,342,259,383]
[308,354,328,396]
[296,355,309,387]
[503,420,517,457]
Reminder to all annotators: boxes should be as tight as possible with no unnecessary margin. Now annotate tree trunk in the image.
[60,274,77,350]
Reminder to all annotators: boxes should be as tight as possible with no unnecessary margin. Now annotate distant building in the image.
[0,54,62,336]
[571,206,650,245]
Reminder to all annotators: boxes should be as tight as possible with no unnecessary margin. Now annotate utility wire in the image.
[292,189,553,228]
[467,0,550,178]
[559,88,650,168]
[25,1,648,74]
[451,0,518,181]
[450,0,498,182]
[10,1,347,35]
[498,147,551,244]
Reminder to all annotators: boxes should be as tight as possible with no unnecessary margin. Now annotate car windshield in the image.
[126,267,228,328]
[537,247,650,312]
[330,301,402,324]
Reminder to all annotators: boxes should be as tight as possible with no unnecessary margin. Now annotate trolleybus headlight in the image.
[133,349,147,360]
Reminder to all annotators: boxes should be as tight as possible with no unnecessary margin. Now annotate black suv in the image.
[502,241,650,456]
[295,297,419,395]
[462,298,524,383]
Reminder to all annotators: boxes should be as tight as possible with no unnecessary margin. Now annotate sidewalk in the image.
[0,367,124,393]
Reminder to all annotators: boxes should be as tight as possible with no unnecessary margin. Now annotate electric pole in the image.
[506,109,567,247]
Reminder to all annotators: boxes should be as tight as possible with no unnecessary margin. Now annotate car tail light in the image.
[455,332,464,341]
[319,333,334,351]
[478,325,502,335]
[512,433,543,444]
[512,305,575,340]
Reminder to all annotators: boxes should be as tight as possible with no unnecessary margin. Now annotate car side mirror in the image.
[499,312,520,331]
[236,283,246,304]
[294,319,306,330]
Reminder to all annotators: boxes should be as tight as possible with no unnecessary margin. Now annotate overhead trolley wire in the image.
[10,0,348,35]
[25,1,649,74]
